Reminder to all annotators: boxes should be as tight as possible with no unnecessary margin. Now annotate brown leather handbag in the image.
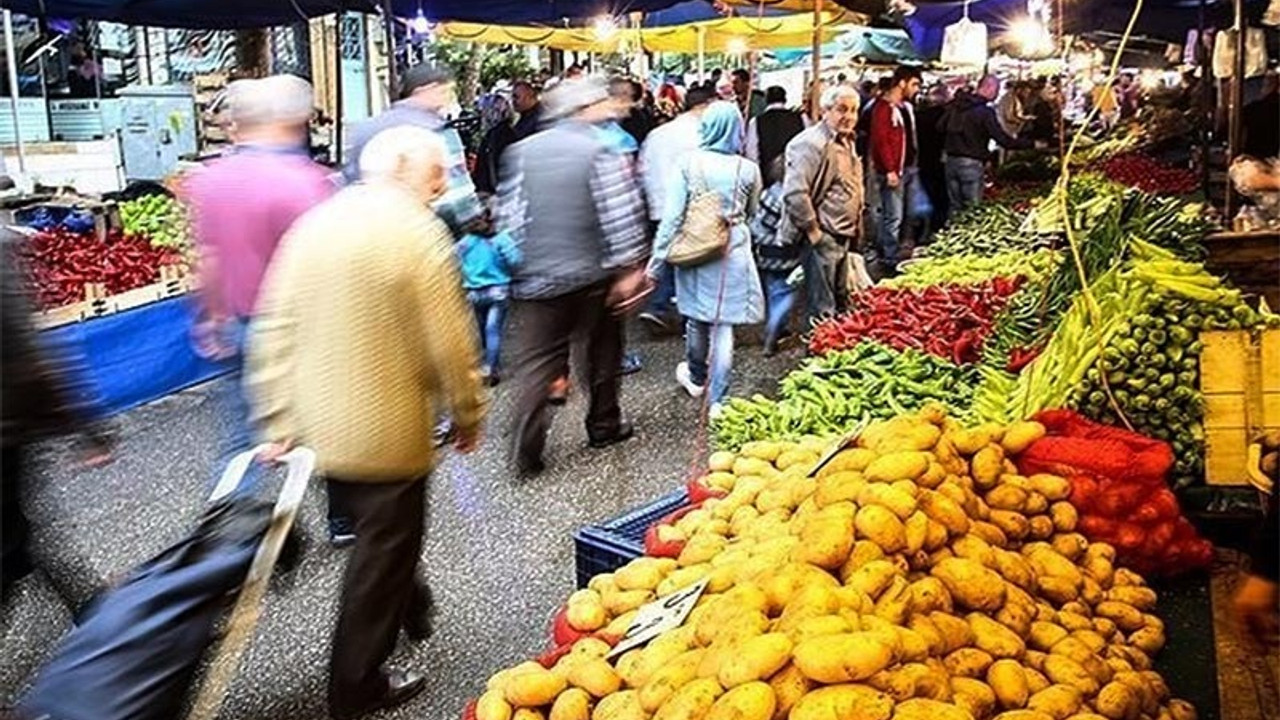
[666,159,742,267]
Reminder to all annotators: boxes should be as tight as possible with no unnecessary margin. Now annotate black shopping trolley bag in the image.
[19,447,313,720]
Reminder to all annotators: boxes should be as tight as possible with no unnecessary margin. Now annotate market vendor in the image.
[938,75,1036,222]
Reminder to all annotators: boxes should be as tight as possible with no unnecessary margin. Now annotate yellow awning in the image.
[438,9,861,53]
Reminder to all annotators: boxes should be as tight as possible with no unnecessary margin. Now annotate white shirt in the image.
[744,101,790,164]
[640,111,703,222]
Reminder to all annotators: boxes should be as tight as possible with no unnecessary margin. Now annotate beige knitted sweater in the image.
[246,183,484,481]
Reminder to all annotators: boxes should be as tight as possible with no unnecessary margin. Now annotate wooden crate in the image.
[1201,329,1280,486]
[34,268,195,330]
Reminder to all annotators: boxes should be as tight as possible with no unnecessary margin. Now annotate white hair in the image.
[227,74,314,129]
[819,84,861,112]
[358,126,447,185]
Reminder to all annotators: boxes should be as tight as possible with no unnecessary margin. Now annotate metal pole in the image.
[380,0,397,99]
[697,26,706,83]
[333,15,343,166]
[811,0,823,121]
[1198,0,1210,201]
[3,9,26,174]
[1226,0,1245,220]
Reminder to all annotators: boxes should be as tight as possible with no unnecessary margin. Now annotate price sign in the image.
[607,578,710,659]
[806,417,869,478]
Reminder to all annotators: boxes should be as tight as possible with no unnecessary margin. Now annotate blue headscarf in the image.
[699,101,744,155]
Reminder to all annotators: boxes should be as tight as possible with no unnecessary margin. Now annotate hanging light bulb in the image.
[410,8,432,36]
[593,15,619,41]
[726,37,748,55]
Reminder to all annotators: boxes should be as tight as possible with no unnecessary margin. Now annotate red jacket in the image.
[869,100,907,175]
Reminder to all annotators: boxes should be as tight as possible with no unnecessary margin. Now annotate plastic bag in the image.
[941,18,988,68]
[1212,28,1269,78]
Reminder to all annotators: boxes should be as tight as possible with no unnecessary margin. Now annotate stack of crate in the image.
[1201,329,1280,487]
[193,73,230,153]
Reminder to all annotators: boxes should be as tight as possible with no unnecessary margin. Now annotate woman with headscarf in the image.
[648,101,764,406]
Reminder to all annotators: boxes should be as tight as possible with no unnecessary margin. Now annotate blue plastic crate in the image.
[572,489,690,589]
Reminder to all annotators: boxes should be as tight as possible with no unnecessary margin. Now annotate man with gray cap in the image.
[345,63,482,236]
[498,77,650,476]
[186,74,333,492]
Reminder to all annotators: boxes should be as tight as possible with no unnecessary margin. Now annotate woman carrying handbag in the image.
[648,101,764,406]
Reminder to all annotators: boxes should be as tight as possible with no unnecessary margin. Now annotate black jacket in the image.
[939,92,1032,161]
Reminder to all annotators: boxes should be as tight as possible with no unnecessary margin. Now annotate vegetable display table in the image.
[42,295,226,418]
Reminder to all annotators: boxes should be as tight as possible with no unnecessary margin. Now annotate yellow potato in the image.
[932,557,1007,611]
[1001,421,1047,454]
[602,589,654,616]
[969,612,1028,659]
[796,502,857,569]
[986,485,1030,512]
[1027,515,1055,541]
[549,689,593,720]
[513,710,546,720]
[988,510,1031,542]
[944,647,995,678]
[1027,684,1083,720]
[1028,474,1071,501]
[1042,655,1099,696]
[929,611,976,654]
[844,559,900,599]
[971,446,1005,488]
[892,697,978,720]
[639,649,704,712]
[506,667,569,708]
[477,689,515,720]
[1094,681,1138,720]
[1128,626,1166,655]
[767,664,812,720]
[1094,601,1145,632]
[718,633,793,688]
[988,659,1030,710]
[569,659,623,698]
[906,576,953,614]
[1105,586,1158,612]
[991,712,1055,720]
[919,491,971,534]
[789,614,853,642]
[567,601,608,632]
[865,451,931,483]
[818,448,877,477]
[789,684,895,720]
[855,504,909,554]
[1049,502,1079,533]
[815,471,866,509]
[951,677,997,719]
[793,632,897,684]
[652,678,723,720]
[708,450,737,471]
[592,690,645,720]
[616,560,666,591]
[705,681,776,720]
[858,483,919,519]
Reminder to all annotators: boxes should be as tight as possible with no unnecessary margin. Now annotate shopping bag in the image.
[20,498,271,720]
[845,253,875,293]
[941,18,988,68]
[1213,28,1269,78]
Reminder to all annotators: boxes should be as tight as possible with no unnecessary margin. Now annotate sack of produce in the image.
[645,506,699,558]
[1017,409,1213,575]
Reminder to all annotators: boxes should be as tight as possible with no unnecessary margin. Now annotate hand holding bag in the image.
[666,159,740,267]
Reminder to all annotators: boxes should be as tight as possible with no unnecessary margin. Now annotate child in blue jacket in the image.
[456,205,520,385]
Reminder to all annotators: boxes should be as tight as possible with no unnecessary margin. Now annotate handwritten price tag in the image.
[607,578,709,659]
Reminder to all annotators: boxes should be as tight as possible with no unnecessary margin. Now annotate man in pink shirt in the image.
[186,74,333,495]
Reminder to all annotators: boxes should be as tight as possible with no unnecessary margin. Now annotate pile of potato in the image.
[475,408,1196,720]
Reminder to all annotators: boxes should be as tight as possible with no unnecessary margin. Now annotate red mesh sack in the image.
[462,700,477,720]
[1019,409,1210,576]
[687,477,728,504]
[537,631,621,669]
[551,604,588,647]
[1020,409,1173,482]
[644,505,698,558]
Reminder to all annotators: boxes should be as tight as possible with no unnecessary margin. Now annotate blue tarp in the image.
[43,296,226,418]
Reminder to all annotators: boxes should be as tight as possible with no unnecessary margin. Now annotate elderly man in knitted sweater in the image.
[247,126,485,719]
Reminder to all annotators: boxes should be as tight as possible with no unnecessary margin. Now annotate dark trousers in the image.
[327,477,426,714]
[509,282,624,469]
[2,444,33,602]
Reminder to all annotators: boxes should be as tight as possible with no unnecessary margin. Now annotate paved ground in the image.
[0,327,799,719]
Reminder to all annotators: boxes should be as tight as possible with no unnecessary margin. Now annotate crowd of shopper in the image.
[6,59,1210,720]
